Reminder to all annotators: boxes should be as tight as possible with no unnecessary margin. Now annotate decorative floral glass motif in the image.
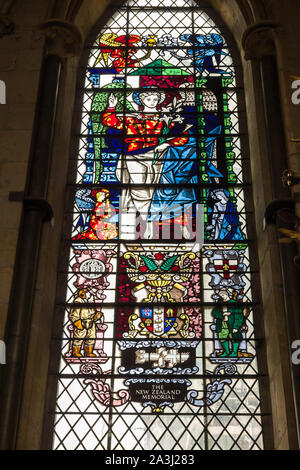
[52,0,264,450]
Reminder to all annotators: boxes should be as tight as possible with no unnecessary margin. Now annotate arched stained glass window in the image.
[49,0,265,450]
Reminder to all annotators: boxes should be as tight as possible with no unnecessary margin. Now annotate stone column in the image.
[243,22,300,448]
[0,19,82,450]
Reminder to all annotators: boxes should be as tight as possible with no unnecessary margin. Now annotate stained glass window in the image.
[50,0,265,450]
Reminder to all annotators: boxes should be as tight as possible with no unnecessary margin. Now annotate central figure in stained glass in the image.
[103,88,189,238]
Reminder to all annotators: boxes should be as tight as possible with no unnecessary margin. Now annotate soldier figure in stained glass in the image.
[102,88,188,238]
[69,289,103,357]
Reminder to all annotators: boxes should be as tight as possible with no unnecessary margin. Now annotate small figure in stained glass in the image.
[207,189,243,240]
[103,89,188,238]
[69,289,103,358]
[73,189,117,240]
[164,33,228,75]
[211,289,252,358]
